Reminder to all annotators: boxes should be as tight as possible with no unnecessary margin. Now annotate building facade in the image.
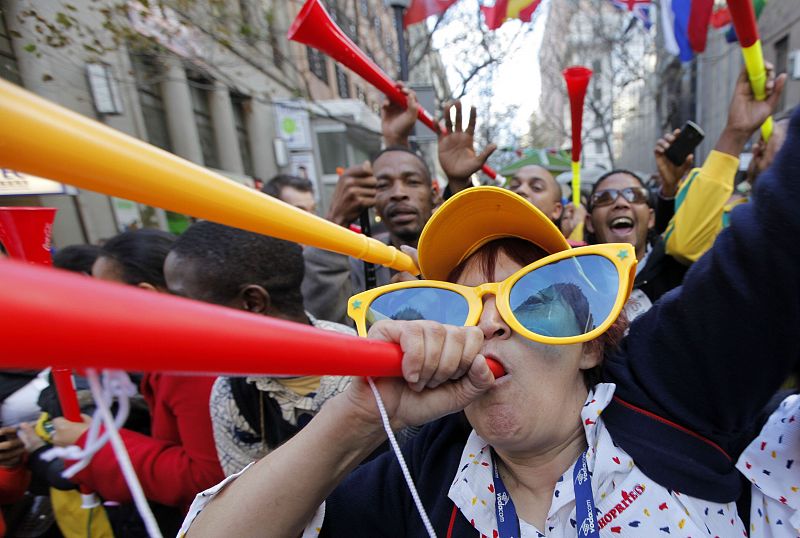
[536,0,643,185]
[616,0,800,170]
[0,0,447,247]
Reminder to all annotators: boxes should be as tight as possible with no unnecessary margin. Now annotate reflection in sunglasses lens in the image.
[592,187,648,208]
[366,288,470,329]
[509,255,618,337]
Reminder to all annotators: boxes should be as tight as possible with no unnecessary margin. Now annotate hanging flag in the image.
[403,0,459,27]
[688,0,714,53]
[661,0,693,62]
[481,0,542,31]
[609,0,654,29]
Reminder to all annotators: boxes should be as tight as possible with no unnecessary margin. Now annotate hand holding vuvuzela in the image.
[727,0,777,141]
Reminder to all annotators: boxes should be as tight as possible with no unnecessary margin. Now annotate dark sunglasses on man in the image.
[589,186,650,210]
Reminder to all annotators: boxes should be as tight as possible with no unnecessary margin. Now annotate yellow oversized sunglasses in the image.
[348,243,636,345]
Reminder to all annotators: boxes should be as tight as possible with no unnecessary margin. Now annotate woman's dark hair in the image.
[448,237,548,283]
[98,229,176,288]
[53,244,103,274]
[447,237,628,388]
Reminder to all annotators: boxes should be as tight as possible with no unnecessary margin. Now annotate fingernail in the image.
[408,371,419,383]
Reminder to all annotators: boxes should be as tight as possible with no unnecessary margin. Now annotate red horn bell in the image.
[0,207,57,266]
[0,206,82,420]
[289,0,499,180]
[562,66,593,164]
[289,0,436,130]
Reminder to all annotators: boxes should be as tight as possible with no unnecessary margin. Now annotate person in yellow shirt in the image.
[663,65,786,265]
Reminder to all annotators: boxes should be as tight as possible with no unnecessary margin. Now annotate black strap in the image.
[229,378,299,449]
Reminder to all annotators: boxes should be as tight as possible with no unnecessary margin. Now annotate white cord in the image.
[366,377,437,538]
[42,371,134,478]
[86,369,163,538]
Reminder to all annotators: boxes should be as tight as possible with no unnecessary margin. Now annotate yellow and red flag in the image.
[403,0,459,26]
[481,0,542,31]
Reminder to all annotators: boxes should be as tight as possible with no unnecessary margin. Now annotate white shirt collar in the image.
[447,384,616,537]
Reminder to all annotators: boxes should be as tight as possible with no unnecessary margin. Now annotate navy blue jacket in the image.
[318,109,800,536]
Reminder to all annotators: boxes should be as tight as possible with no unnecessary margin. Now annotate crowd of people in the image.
[0,61,797,538]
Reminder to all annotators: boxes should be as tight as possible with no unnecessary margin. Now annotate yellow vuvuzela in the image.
[0,79,418,274]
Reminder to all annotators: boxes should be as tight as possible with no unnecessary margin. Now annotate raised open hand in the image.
[438,101,496,193]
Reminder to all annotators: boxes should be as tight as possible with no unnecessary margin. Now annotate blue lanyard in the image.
[491,450,599,538]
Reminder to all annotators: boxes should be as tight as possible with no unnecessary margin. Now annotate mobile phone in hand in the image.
[664,121,705,166]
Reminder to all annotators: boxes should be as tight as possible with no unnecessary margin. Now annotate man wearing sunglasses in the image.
[183,108,800,536]
[586,170,687,320]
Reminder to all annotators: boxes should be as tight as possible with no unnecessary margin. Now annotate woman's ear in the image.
[239,285,270,314]
[584,212,595,235]
[137,282,157,292]
[579,343,603,370]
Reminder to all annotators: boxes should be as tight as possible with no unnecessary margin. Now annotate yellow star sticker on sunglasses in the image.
[617,249,628,260]
[352,300,362,310]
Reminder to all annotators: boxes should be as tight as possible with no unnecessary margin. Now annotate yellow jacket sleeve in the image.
[663,150,739,264]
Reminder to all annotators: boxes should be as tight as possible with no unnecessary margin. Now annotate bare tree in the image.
[531,0,657,167]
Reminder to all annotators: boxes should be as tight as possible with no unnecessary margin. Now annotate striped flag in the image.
[661,0,694,62]
[481,0,543,31]
[688,0,714,52]
[403,0,459,27]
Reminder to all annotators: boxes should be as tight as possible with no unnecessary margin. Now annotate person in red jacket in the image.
[0,427,30,536]
[50,230,223,534]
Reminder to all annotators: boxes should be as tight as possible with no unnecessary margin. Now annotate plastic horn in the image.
[0,207,57,266]
[0,259,506,379]
[727,0,773,141]
[0,207,82,422]
[563,66,592,208]
[288,0,501,181]
[0,79,418,275]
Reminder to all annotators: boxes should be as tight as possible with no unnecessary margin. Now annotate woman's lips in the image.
[484,354,507,378]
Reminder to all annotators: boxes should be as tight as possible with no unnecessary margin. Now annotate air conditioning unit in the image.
[789,50,800,80]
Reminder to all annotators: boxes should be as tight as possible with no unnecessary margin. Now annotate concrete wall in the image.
[617,0,800,170]
[0,0,316,246]
[759,0,800,115]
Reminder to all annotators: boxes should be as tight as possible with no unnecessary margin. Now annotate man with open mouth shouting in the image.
[585,170,687,321]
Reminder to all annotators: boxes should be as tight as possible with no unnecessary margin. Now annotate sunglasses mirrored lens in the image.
[591,190,615,207]
[624,187,649,204]
[365,288,470,330]
[509,255,619,337]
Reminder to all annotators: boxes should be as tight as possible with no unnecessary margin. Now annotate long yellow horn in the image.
[0,79,418,274]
